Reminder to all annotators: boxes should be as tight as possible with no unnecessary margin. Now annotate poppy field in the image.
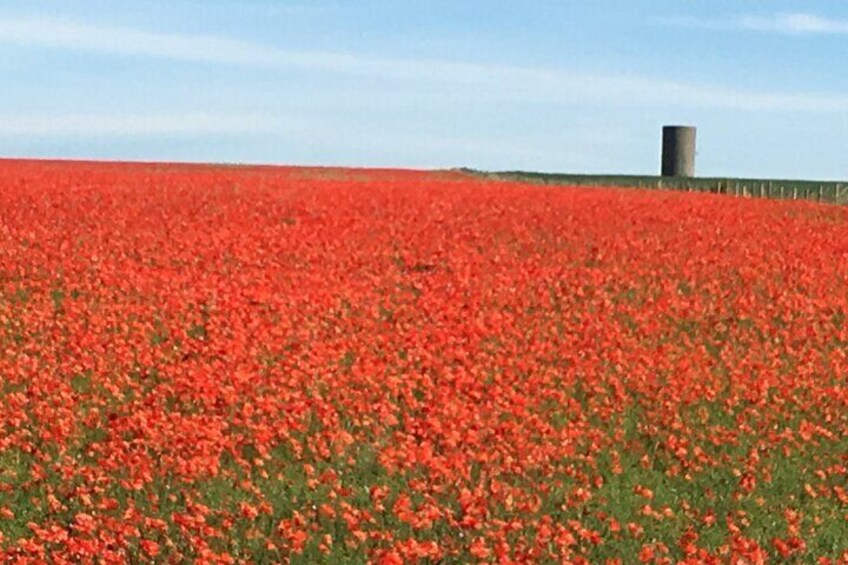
[1,159,847,563]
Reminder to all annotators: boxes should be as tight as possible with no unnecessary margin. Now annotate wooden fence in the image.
[469,170,848,205]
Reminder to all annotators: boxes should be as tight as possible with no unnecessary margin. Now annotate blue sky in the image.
[1,1,848,179]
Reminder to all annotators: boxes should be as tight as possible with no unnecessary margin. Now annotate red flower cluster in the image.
[0,159,847,562]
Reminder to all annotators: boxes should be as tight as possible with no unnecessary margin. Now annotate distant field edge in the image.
[459,168,848,205]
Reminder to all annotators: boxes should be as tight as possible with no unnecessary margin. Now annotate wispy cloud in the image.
[0,111,597,170]
[737,13,848,34]
[0,17,287,66]
[3,15,848,113]
[666,12,848,35]
[0,113,287,136]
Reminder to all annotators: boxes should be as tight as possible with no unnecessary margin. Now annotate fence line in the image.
[469,170,848,205]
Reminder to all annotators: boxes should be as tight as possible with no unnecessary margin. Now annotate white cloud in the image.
[665,12,848,35]
[0,113,287,136]
[0,111,597,171]
[737,12,848,34]
[2,15,848,113]
[0,17,283,66]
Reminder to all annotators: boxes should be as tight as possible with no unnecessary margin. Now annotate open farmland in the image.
[1,159,848,563]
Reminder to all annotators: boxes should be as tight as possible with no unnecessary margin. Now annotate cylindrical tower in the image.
[661,126,696,177]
